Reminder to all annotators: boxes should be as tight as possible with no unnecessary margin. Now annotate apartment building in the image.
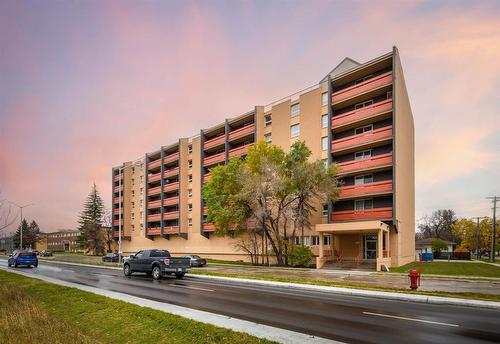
[45,229,81,252]
[112,47,414,271]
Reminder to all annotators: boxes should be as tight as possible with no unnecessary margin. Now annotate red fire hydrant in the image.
[408,269,420,290]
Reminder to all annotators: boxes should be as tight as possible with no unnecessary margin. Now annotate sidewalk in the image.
[199,264,500,295]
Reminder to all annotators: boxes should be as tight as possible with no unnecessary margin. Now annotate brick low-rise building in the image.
[112,47,415,271]
[46,229,81,252]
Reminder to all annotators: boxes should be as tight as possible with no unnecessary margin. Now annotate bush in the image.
[288,245,313,267]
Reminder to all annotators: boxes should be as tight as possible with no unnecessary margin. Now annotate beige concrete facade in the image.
[111,48,415,270]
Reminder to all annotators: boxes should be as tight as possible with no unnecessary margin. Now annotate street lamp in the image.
[9,202,34,250]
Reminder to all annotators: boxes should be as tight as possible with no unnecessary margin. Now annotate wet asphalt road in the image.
[1,258,500,344]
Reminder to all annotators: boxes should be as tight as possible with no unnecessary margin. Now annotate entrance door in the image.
[364,235,377,260]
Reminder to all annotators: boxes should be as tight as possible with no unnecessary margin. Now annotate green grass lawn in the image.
[390,261,500,278]
[206,258,253,266]
[0,270,272,344]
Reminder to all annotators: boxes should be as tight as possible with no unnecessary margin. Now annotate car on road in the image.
[8,251,38,268]
[31,249,40,256]
[102,253,119,262]
[184,255,207,267]
[39,250,53,257]
[123,249,190,280]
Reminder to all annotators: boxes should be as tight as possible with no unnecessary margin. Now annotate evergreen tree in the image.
[13,219,41,249]
[77,183,105,255]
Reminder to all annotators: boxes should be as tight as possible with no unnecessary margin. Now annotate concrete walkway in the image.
[199,264,500,295]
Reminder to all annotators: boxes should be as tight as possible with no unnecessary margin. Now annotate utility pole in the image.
[487,196,499,262]
[471,216,487,259]
[9,202,34,250]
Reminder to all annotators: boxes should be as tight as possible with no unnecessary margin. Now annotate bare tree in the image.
[233,228,263,265]
[0,195,18,232]
[102,208,115,253]
[418,209,457,241]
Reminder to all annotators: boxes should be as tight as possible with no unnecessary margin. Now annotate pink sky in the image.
[1,0,499,233]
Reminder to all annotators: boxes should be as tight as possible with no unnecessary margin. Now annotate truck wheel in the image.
[7,261,11,267]
[152,266,161,280]
[175,272,185,279]
[14,262,18,268]
[123,264,132,276]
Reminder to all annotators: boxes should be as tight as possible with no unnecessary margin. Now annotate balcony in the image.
[163,196,179,206]
[337,153,392,175]
[332,99,392,129]
[203,223,215,232]
[149,172,161,183]
[113,185,123,193]
[164,226,180,234]
[113,174,122,182]
[147,227,161,235]
[204,135,225,150]
[147,186,161,196]
[113,197,123,204]
[229,144,253,158]
[112,208,122,215]
[148,159,161,170]
[204,152,225,166]
[331,207,393,221]
[163,152,180,164]
[332,126,393,152]
[164,181,180,192]
[332,72,392,104]
[164,211,180,220]
[112,231,120,238]
[147,214,161,222]
[228,123,255,141]
[340,180,393,199]
[112,219,121,226]
[148,200,161,209]
[203,173,211,182]
[164,166,180,178]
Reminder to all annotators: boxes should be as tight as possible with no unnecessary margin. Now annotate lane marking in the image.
[362,311,459,327]
[171,284,214,292]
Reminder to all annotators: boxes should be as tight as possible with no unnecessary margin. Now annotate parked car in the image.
[123,249,191,280]
[8,251,38,268]
[102,253,119,262]
[184,255,207,267]
[39,250,53,257]
[31,250,39,256]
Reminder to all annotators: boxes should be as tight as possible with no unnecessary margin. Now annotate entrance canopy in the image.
[316,220,390,234]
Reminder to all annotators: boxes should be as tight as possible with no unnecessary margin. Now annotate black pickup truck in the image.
[123,249,190,280]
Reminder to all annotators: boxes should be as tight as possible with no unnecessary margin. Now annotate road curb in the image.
[188,273,500,310]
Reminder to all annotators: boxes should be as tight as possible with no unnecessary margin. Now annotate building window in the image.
[131,190,135,197]
[355,174,373,185]
[264,133,272,143]
[355,124,373,135]
[188,189,192,197]
[131,178,135,186]
[131,224,135,231]
[291,103,300,117]
[323,159,328,168]
[355,150,372,160]
[264,114,272,127]
[355,199,373,210]
[387,91,392,99]
[322,92,328,106]
[132,167,135,174]
[324,235,331,246]
[302,236,310,246]
[140,223,144,229]
[354,99,374,110]
[188,175,192,183]
[188,218,193,227]
[322,114,328,129]
[322,204,328,216]
[290,124,300,138]
[311,236,320,246]
[140,176,143,183]
[322,137,328,151]
[140,188,143,195]
[188,160,192,168]
[188,203,192,212]
[188,145,192,154]
[131,202,135,209]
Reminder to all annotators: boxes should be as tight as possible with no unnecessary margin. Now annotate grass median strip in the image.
[0,270,273,344]
[390,262,500,278]
[189,269,500,303]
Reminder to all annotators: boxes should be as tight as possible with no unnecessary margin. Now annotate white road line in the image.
[171,284,214,292]
[362,311,459,327]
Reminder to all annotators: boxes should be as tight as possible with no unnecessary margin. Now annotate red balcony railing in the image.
[163,196,179,206]
[337,153,392,175]
[147,227,161,235]
[164,226,180,234]
[164,211,179,220]
[148,200,161,209]
[147,214,161,222]
[203,223,216,232]
[163,152,180,164]
[204,134,225,150]
[113,197,123,204]
[147,186,161,196]
[113,185,123,193]
[331,207,393,221]
[228,123,255,141]
[229,144,253,158]
[112,208,122,215]
[340,180,393,198]
[204,152,225,166]
[164,181,180,192]
[332,126,393,152]
[332,72,392,104]
[149,172,161,183]
[148,159,161,170]
[164,166,180,178]
[112,220,121,226]
[204,173,211,182]
[113,174,122,182]
[112,230,120,238]
[332,99,392,129]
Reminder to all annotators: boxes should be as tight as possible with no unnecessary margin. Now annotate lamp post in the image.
[9,202,34,250]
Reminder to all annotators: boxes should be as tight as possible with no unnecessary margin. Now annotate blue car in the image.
[8,251,38,268]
